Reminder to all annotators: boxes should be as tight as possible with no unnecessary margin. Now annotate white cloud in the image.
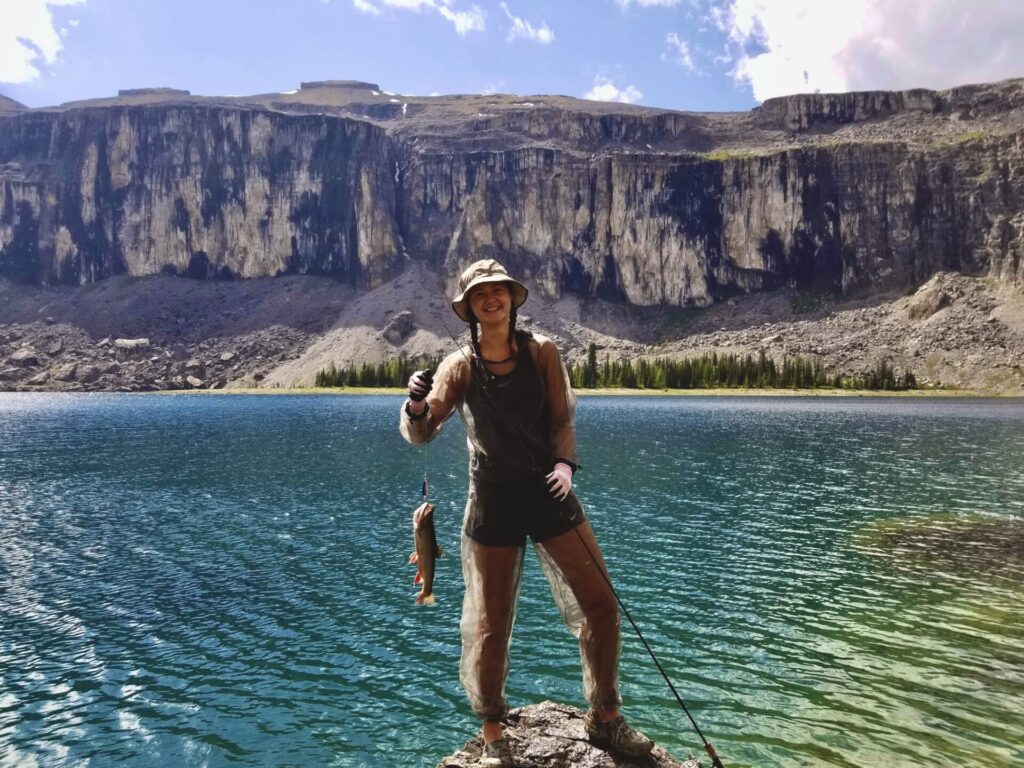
[615,0,686,8]
[662,32,695,71]
[351,0,484,35]
[481,77,506,95]
[0,0,85,84]
[352,0,381,14]
[716,0,1024,102]
[584,76,643,104]
[379,0,435,8]
[437,3,486,35]
[500,3,553,44]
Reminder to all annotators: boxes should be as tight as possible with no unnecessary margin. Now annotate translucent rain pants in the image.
[458,506,623,721]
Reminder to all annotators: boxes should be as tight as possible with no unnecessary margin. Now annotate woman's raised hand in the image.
[407,369,434,414]
[545,462,573,501]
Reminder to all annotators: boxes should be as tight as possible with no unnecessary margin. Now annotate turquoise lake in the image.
[1,393,1023,768]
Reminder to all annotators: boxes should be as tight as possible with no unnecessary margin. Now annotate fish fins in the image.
[414,570,423,585]
[409,551,419,564]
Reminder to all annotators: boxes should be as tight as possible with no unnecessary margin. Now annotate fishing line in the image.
[440,323,724,768]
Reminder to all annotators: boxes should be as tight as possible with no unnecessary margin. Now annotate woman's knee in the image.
[583,589,618,626]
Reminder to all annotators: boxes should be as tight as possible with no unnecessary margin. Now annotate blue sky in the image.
[3,0,1024,112]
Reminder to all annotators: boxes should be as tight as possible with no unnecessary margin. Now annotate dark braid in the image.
[467,313,489,380]
[507,305,518,346]
[468,312,482,358]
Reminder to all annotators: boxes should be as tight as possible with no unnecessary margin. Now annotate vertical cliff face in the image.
[1,80,1022,304]
[400,148,719,305]
[401,133,1024,304]
[0,106,404,288]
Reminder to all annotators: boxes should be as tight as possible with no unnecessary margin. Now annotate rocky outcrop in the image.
[0,106,403,288]
[437,701,700,768]
[753,78,1024,132]
[0,95,27,117]
[383,309,414,344]
[0,78,1022,308]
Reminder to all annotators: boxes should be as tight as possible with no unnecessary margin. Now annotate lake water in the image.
[1,393,1023,768]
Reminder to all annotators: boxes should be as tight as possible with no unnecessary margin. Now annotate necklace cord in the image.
[441,323,724,768]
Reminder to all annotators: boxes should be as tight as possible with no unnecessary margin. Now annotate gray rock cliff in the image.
[1,78,1022,307]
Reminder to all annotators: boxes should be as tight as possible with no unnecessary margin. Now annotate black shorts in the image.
[464,475,586,547]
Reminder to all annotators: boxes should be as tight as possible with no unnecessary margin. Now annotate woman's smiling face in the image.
[469,282,512,324]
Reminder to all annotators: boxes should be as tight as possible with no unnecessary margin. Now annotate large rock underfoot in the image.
[437,701,702,768]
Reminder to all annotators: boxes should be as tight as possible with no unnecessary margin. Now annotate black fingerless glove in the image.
[408,369,435,402]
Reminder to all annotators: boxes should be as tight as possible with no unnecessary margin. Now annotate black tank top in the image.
[465,331,551,482]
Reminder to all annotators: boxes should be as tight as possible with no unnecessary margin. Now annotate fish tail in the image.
[416,592,435,606]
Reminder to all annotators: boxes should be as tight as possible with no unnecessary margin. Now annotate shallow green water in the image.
[1,393,1022,767]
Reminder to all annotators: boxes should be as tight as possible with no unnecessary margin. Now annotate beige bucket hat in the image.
[450,259,529,322]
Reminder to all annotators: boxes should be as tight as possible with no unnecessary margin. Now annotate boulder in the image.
[185,358,205,372]
[47,339,64,356]
[907,284,951,320]
[26,371,50,385]
[9,348,39,366]
[77,365,101,383]
[186,375,205,388]
[219,351,236,363]
[436,702,698,768]
[0,367,22,381]
[114,337,151,360]
[383,310,415,345]
[760,334,784,345]
[52,362,78,381]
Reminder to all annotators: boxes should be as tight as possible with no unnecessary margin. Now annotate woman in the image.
[399,259,652,767]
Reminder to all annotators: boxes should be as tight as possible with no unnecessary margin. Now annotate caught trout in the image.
[409,502,444,605]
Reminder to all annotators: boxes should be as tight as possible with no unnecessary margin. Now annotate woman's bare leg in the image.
[538,521,621,716]
[461,538,523,742]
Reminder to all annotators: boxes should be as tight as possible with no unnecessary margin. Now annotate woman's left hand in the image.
[545,462,573,501]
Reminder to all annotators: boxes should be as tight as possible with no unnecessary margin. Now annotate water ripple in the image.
[1,393,1022,767]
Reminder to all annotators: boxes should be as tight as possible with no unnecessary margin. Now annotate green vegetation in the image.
[789,288,834,315]
[567,344,916,391]
[945,130,991,144]
[313,346,916,392]
[703,148,771,162]
[314,354,443,388]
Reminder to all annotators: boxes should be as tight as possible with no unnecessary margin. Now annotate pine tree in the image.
[583,343,599,388]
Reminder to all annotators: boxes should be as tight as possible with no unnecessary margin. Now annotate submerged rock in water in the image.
[437,701,699,768]
[858,516,1024,581]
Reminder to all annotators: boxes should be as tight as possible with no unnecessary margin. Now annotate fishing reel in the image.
[681,757,703,768]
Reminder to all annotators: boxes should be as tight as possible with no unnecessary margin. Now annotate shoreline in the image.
[143,386,1024,398]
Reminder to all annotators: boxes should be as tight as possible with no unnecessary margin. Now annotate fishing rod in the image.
[439,322,725,768]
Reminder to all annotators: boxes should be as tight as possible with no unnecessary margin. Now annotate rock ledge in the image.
[437,701,700,768]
